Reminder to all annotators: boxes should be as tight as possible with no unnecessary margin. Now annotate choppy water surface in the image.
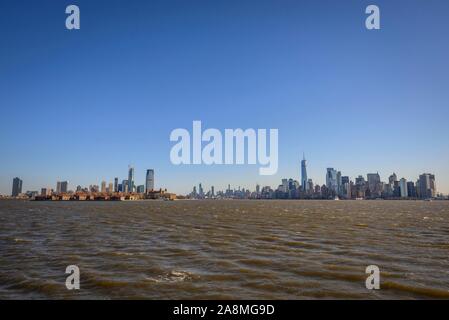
[0,200,448,299]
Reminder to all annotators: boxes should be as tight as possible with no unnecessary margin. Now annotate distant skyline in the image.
[1,0,449,194]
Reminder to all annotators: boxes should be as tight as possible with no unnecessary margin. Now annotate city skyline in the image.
[3,156,443,200]
[188,155,440,199]
[1,1,449,194]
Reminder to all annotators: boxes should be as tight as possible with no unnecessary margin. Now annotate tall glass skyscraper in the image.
[301,154,308,192]
[128,166,134,193]
[12,177,22,197]
[145,169,154,193]
[326,168,338,193]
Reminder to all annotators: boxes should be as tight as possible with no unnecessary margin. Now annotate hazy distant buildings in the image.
[12,177,23,196]
[41,188,50,196]
[145,169,154,193]
[114,177,118,192]
[101,181,107,193]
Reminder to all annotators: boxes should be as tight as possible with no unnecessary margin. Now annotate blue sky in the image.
[1,0,449,195]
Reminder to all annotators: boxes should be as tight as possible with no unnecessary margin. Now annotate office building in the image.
[367,173,381,197]
[146,169,154,193]
[56,181,68,194]
[407,181,416,198]
[137,185,145,193]
[419,173,436,199]
[399,178,408,198]
[12,177,23,197]
[326,168,338,194]
[128,166,134,194]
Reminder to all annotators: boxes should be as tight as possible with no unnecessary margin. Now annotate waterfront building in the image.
[145,169,154,193]
[281,179,288,193]
[56,181,68,194]
[114,177,118,192]
[399,178,408,198]
[26,191,39,198]
[101,181,107,193]
[137,185,145,193]
[326,168,338,195]
[336,171,342,196]
[320,184,330,198]
[128,166,134,194]
[355,175,367,198]
[12,177,23,197]
[389,173,398,187]
[367,173,382,198]
[122,179,129,193]
[407,181,416,198]
[418,173,436,199]
[307,179,314,194]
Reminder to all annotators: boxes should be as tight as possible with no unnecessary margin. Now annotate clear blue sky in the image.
[1,0,449,195]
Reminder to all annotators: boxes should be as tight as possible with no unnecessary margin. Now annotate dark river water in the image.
[0,200,448,299]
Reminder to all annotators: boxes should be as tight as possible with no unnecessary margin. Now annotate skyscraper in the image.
[122,179,129,193]
[301,154,308,192]
[114,177,118,193]
[418,173,436,199]
[399,178,408,198]
[389,173,398,186]
[145,169,154,193]
[12,177,22,197]
[281,179,288,193]
[407,181,416,198]
[366,173,381,198]
[326,168,338,194]
[128,166,134,193]
[56,181,68,194]
[198,183,204,198]
[336,171,342,196]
